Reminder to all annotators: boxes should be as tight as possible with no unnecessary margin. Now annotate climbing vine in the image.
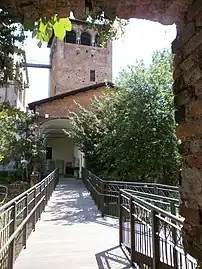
[88,15,128,47]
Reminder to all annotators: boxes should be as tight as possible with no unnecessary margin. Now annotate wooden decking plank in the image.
[14,178,134,269]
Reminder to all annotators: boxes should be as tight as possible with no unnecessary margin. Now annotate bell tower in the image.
[48,19,112,96]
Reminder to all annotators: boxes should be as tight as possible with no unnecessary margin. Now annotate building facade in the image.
[48,19,112,96]
[29,19,113,178]
[0,84,26,111]
[29,82,114,177]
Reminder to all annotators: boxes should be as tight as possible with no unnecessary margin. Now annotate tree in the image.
[0,10,25,85]
[0,103,46,181]
[67,49,180,184]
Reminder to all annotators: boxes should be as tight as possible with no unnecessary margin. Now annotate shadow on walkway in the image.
[43,178,119,227]
[95,246,134,269]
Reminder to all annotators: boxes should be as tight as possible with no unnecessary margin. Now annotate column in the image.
[79,152,83,179]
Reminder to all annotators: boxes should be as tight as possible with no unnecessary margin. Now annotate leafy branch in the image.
[30,15,72,47]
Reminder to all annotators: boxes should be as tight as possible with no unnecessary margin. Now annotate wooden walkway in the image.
[14,178,133,269]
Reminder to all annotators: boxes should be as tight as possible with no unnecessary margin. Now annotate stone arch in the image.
[40,118,72,134]
[2,0,202,263]
[64,30,77,44]
[40,118,83,177]
[80,31,91,46]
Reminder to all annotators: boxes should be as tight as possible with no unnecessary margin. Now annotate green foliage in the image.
[0,171,21,184]
[29,16,72,47]
[67,49,181,184]
[24,13,127,47]
[0,10,25,85]
[88,16,128,47]
[0,103,46,181]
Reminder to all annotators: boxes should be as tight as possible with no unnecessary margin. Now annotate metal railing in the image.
[82,168,179,217]
[119,190,197,268]
[82,168,197,269]
[0,169,59,269]
[0,186,8,206]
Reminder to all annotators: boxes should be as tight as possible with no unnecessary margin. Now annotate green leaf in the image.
[60,18,72,31]
[39,19,46,33]
[53,18,72,40]
[37,41,42,48]
[46,28,53,39]
[53,21,66,40]
[43,33,50,42]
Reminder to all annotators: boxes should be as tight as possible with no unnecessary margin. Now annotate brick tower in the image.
[48,19,112,97]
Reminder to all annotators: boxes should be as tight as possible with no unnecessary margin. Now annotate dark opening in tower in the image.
[65,30,76,44]
[81,32,91,46]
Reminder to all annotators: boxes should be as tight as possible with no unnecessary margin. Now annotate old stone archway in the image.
[1,0,202,262]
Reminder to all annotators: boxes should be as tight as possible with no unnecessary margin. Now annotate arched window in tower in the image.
[80,32,91,46]
[64,30,76,44]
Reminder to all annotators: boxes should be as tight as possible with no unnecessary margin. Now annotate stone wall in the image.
[1,0,192,25]
[173,0,202,260]
[39,85,112,118]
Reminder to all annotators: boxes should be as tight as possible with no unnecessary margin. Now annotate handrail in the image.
[0,196,45,255]
[120,189,182,223]
[119,189,197,269]
[83,168,179,197]
[0,169,59,269]
[0,171,56,211]
[82,168,179,217]
[125,189,179,203]
[85,169,179,190]
[82,168,197,268]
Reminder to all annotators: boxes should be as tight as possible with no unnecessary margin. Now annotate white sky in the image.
[25,18,176,104]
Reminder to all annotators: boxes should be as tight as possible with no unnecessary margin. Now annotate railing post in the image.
[130,197,135,266]
[23,193,29,248]
[152,209,160,269]
[42,181,46,210]
[32,188,36,230]
[45,180,48,205]
[39,183,43,216]
[101,182,105,217]
[171,201,178,268]
[47,178,50,200]
[119,192,123,246]
[52,173,55,192]
[55,169,59,187]
[8,202,16,269]
[153,185,158,195]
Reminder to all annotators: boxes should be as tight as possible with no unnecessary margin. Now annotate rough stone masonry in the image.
[173,0,202,260]
[1,0,202,263]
